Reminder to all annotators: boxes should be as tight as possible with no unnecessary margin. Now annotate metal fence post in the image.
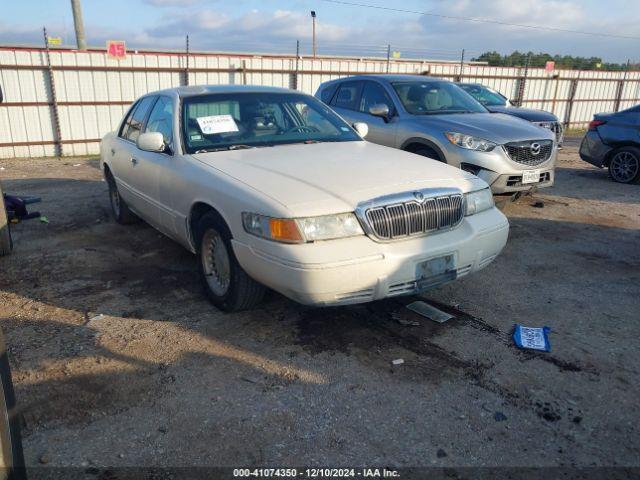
[43,27,62,157]
[458,49,465,82]
[291,40,300,90]
[614,60,630,112]
[564,76,579,129]
[184,35,190,86]
[386,44,391,73]
[515,54,530,107]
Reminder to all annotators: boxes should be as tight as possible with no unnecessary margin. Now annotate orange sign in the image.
[545,61,555,72]
[106,40,126,60]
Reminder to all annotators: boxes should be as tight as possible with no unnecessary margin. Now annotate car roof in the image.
[322,74,448,86]
[143,84,301,99]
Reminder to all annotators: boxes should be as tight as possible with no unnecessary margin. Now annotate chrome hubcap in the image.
[201,229,231,296]
[611,152,639,182]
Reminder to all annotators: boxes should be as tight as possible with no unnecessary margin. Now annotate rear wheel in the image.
[0,184,12,257]
[106,171,139,224]
[608,147,640,184]
[0,334,25,480]
[196,212,265,312]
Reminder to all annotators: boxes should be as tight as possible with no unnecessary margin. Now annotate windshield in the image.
[459,84,508,107]
[391,81,488,115]
[182,92,360,154]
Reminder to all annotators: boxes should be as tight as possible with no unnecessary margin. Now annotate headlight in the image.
[297,213,364,241]
[465,188,494,216]
[242,212,363,243]
[445,132,496,152]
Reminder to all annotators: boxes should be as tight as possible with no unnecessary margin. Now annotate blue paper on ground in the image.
[513,325,551,352]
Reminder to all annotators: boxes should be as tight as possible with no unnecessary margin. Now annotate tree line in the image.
[471,51,635,71]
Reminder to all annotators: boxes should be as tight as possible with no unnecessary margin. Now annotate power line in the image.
[321,0,640,41]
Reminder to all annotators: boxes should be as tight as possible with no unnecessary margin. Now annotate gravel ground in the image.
[0,138,639,474]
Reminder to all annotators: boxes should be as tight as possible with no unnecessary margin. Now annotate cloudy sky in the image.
[2,0,639,62]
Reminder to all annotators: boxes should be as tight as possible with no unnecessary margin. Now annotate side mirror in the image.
[137,132,165,153]
[353,122,368,138]
[368,103,390,119]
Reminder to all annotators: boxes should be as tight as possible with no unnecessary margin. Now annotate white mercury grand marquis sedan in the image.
[100,85,510,312]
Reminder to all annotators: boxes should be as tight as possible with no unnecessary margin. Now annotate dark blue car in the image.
[579,106,640,184]
[457,83,564,145]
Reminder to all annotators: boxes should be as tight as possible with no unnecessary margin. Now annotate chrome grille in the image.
[504,139,553,166]
[364,193,464,240]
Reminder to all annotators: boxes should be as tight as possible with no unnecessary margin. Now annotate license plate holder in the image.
[415,254,456,291]
[522,169,541,184]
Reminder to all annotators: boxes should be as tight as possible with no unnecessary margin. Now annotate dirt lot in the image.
[0,138,639,473]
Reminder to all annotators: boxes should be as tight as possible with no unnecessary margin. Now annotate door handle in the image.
[130,157,138,166]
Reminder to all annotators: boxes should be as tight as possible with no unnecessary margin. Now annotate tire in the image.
[0,184,12,257]
[0,333,26,480]
[415,148,443,162]
[196,212,265,312]
[105,171,139,224]
[0,225,11,257]
[608,147,640,184]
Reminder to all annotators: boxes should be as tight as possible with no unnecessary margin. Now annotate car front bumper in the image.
[232,208,509,306]
[445,143,558,194]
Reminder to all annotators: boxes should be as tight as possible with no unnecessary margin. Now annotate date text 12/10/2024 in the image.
[233,468,401,478]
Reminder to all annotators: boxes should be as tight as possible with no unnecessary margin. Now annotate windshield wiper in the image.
[420,110,474,115]
[194,144,255,153]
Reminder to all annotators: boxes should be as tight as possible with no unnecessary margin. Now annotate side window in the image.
[319,83,338,104]
[330,81,363,111]
[118,102,139,139]
[122,96,156,143]
[360,82,394,114]
[144,96,174,147]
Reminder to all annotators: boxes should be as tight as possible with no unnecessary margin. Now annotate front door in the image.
[112,95,158,223]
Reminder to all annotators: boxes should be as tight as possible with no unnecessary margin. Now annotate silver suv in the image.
[315,75,557,194]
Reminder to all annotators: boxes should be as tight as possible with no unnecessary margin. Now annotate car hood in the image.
[487,105,558,122]
[412,112,555,144]
[193,141,485,217]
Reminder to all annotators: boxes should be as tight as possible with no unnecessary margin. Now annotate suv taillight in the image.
[588,119,606,131]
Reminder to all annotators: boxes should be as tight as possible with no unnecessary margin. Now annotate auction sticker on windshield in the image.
[522,169,540,184]
[196,115,239,135]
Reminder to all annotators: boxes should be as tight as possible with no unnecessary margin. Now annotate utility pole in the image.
[70,0,87,50]
[311,11,317,58]
[458,49,465,81]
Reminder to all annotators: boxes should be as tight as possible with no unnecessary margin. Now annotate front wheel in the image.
[415,148,443,162]
[608,147,640,184]
[196,212,265,312]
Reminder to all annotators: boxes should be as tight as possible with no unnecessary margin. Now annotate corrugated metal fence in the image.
[1,45,639,159]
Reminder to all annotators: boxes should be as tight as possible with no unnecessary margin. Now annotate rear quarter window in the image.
[319,83,338,104]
